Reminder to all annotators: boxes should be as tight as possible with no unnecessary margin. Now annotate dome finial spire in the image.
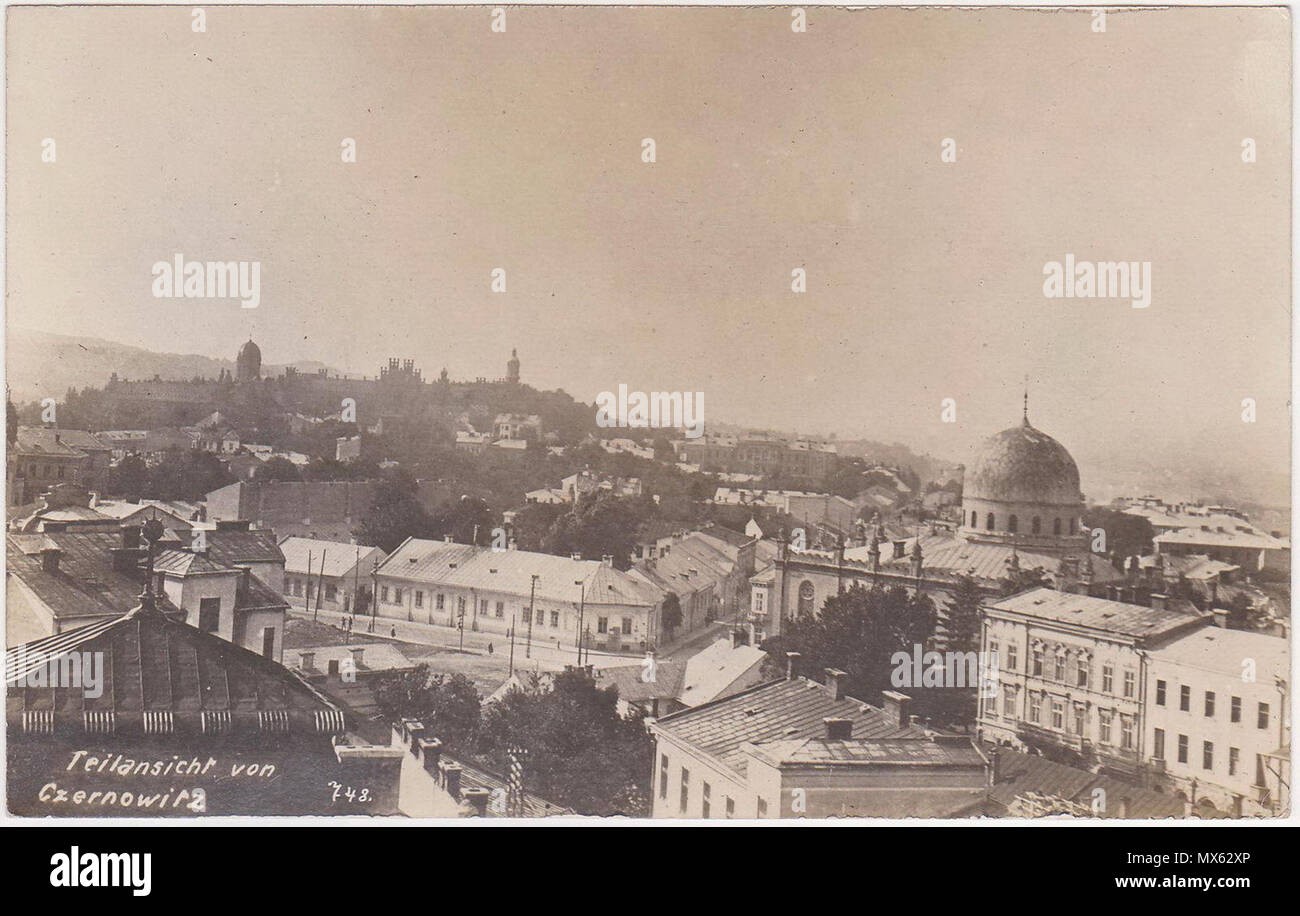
[1022,374,1029,425]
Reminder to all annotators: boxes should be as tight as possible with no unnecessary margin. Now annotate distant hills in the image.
[5,328,337,404]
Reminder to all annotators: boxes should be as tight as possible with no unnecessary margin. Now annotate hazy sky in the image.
[5,6,1291,496]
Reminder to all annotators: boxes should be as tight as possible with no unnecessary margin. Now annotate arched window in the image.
[1009,515,1019,534]
[1053,518,1062,536]
[798,580,815,615]
[1068,518,1076,535]
[971,510,978,527]
[986,513,996,531]
[1032,516,1041,534]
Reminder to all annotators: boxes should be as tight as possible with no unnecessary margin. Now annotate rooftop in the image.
[987,587,1206,641]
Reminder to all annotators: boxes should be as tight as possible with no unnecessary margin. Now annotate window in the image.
[798,580,815,614]
[456,596,466,616]
[597,617,608,634]
[1032,648,1044,677]
[986,513,995,531]
[1231,696,1241,723]
[753,590,767,613]
[658,755,669,800]
[1123,670,1135,699]
[1032,516,1041,534]
[436,593,445,611]
[679,769,689,814]
[1008,514,1019,534]
[702,782,711,818]
[393,588,403,604]
[1229,747,1239,776]
[1002,686,1015,717]
[1006,644,1017,672]
[550,611,559,627]
[261,627,276,659]
[325,584,337,601]
[1053,518,1062,536]
[1204,692,1215,718]
[1099,709,1113,744]
[1153,678,1164,705]
[984,693,998,718]
[1076,661,1089,689]
[536,609,545,626]
[414,590,423,608]
[1152,727,1164,759]
[757,797,767,818]
[1257,703,1270,729]
[1203,741,1214,771]
[1072,705,1084,736]
[1177,734,1189,764]
[1051,699,1064,730]
[1120,716,1134,750]
[199,597,220,634]
[971,510,978,527]
[1068,518,1077,535]
[725,797,735,818]
[293,580,303,597]
[307,581,315,599]
[622,617,633,635]
[1028,693,1041,724]
[480,599,489,615]
[496,601,505,618]
[1180,685,1190,711]
[1053,653,1066,682]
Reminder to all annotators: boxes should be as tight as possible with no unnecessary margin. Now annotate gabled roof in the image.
[596,662,687,704]
[278,536,382,577]
[153,548,231,575]
[654,676,924,778]
[679,640,767,707]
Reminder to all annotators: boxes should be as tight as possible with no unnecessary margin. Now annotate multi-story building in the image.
[678,434,837,479]
[205,479,377,542]
[977,587,1208,778]
[1144,626,1290,816]
[649,661,988,818]
[7,427,113,507]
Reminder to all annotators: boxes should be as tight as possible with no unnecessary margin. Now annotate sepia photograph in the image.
[0,0,1294,870]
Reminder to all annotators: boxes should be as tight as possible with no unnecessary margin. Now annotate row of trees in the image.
[372,666,653,816]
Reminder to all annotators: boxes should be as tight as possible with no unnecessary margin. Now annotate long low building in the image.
[279,536,387,616]
[372,538,666,654]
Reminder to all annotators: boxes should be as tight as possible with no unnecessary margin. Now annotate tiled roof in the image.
[379,538,663,608]
[153,548,230,575]
[654,677,923,778]
[203,528,286,566]
[845,534,1124,587]
[1155,527,1287,551]
[6,531,182,621]
[596,661,686,703]
[679,641,766,707]
[989,748,1186,819]
[988,587,1206,641]
[6,605,345,736]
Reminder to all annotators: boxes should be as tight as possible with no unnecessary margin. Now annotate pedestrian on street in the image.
[488,642,494,655]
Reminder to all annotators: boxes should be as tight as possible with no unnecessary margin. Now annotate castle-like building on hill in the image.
[748,406,1125,644]
[98,340,526,428]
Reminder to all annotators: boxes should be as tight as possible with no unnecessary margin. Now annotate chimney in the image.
[602,555,614,568]
[40,547,62,574]
[881,690,911,729]
[823,717,853,739]
[347,646,364,669]
[730,627,745,649]
[1150,593,1167,611]
[824,668,848,701]
[571,552,583,561]
[785,651,801,680]
[1212,610,1227,628]
[299,651,316,671]
[462,787,491,817]
[1117,796,1130,818]
[121,525,141,549]
[1208,579,1219,608]
[239,567,251,597]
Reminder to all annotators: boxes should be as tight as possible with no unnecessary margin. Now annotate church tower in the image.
[506,348,520,384]
[236,338,262,382]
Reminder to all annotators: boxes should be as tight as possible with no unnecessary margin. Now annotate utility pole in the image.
[574,578,586,665]
[508,614,516,676]
[314,549,327,622]
[307,550,315,621]
[370,556,379,633]
[526,574,538,659]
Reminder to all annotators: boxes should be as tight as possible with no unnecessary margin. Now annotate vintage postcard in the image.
[2,3,1292,833]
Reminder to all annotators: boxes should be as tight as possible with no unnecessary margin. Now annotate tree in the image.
[474,668,653,816]
[145,449,235,501]
[541,493,643,569]
[429,495,496,545]
[511,501,564,552]
[660,592,683,637]
[6,398,17,447]
[761,583,937,708]
[108,455,149,498]
[256,456,301,481]
[371,666,482,752]
[354,472,436,552]
[1082,508,1155,560]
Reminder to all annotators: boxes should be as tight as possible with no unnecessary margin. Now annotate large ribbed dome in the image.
[236,338,262,381]
[965,418,1081,505]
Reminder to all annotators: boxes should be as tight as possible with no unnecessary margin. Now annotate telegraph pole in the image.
[526,574,538,658]
[370,556,379,633]
[508,614,516,676]
[574,578,586,665]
